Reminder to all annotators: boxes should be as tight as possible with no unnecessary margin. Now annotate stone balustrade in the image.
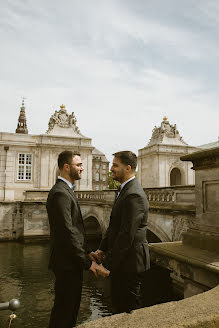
[144,185,195,204]
[75,190,115,203]
[24,185,195,206]
[76,191,105,201]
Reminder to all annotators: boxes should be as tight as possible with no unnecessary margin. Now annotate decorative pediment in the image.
[148,117,187,146]
[46,105,83,137]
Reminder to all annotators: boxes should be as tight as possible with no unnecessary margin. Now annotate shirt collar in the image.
[119,176,135,192]
[58,176,75,191]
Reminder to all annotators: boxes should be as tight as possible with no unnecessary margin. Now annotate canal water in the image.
[0,242,112,328]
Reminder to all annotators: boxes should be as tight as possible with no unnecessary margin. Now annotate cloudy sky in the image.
[0,0,219,162]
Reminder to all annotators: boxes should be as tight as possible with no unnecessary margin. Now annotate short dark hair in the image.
[58,150,80,169]
[113,151,137,171]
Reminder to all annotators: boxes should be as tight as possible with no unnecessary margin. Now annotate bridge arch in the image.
[83,215,102,240]
[147,221,171,243]
[147,229,162,243]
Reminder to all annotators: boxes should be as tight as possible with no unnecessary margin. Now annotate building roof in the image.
[92,147,109,162]
[181,145,219,162]
[92,147,105,155]
[197,140,219,149]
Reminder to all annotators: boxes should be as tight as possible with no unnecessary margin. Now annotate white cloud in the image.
[0,0,219,164]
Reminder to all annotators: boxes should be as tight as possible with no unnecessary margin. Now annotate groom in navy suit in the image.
[92,151,150,314]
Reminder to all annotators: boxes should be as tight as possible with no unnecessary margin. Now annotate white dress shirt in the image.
[58,176,75,191]
[117,176,135,197]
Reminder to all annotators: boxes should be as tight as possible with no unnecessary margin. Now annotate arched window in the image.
[170,168,181,186]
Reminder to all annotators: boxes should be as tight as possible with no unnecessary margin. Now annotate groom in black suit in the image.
[47,151,108,328]
[92,151,150,314]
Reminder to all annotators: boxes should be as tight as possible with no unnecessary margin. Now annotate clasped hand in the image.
[89,250,109,278]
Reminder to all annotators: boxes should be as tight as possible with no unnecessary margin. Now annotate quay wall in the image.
[77,285,219,328]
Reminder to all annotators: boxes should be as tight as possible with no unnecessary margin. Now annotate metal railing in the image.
[0,299,20,311]
[0,299,20,327]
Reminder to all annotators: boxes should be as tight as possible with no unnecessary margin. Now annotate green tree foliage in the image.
[107,172,120,189]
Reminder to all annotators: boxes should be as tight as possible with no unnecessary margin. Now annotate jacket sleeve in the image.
[99,221,110,252]
[111,193,147,271]
[52,191,92,270]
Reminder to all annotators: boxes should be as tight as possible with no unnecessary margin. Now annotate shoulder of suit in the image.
[125,179,147,198]
[49,180,71,196]
[126,178,142,191]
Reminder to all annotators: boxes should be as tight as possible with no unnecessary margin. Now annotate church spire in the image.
[16,99,28,134]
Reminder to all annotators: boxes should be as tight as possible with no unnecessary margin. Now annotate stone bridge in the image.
[0,185,195,242]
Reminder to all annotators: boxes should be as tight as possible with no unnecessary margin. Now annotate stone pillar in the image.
[182,147,219,253]
[149,146,219,299]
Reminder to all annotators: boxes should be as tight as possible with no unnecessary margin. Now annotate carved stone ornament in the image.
[46,104,81,135]
[172,217,189,241]
[171,160,184,168]
[148,117,187,146]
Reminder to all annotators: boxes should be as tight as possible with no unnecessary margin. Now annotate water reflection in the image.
[0,242,112,328]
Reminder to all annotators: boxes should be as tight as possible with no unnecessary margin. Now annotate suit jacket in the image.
[46,179,91,271]
[100,178,150,273]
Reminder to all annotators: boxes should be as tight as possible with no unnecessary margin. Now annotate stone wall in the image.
[77,285,219,328]
[0,202,23,240]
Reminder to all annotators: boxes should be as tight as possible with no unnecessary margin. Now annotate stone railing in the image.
[75,190,115,203]
[144,185,195,205]
[76,191,105,201]
[24,186,195,206]
[24,189,116,203]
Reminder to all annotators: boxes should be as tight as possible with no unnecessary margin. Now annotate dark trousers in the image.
[49,268,83,328]
[110,271,144,314]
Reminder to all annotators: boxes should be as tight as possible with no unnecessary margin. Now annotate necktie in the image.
[116,185,122,198]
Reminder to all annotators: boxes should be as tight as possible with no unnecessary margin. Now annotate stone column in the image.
[149,146,219,299]
[181,147,219,253]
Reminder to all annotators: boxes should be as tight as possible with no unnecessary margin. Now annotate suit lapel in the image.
[56,179,79,208]
[57,179,83,221]
[113,178,136,205]
[57,179,74,197]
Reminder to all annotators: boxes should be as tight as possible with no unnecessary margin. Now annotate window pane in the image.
[26,154,32,164]
[19,154,25,164]
[26,172,31,179]
[18,166,24,179]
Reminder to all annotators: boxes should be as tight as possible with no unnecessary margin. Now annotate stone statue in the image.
[46,105,81,135]
[147,117,187,146]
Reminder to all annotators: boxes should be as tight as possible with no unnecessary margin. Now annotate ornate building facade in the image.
[138,117,197,188]
[0,103,109,201]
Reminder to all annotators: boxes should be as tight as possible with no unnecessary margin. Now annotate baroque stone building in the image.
[0,102,109,201]
[138,117,197,188]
